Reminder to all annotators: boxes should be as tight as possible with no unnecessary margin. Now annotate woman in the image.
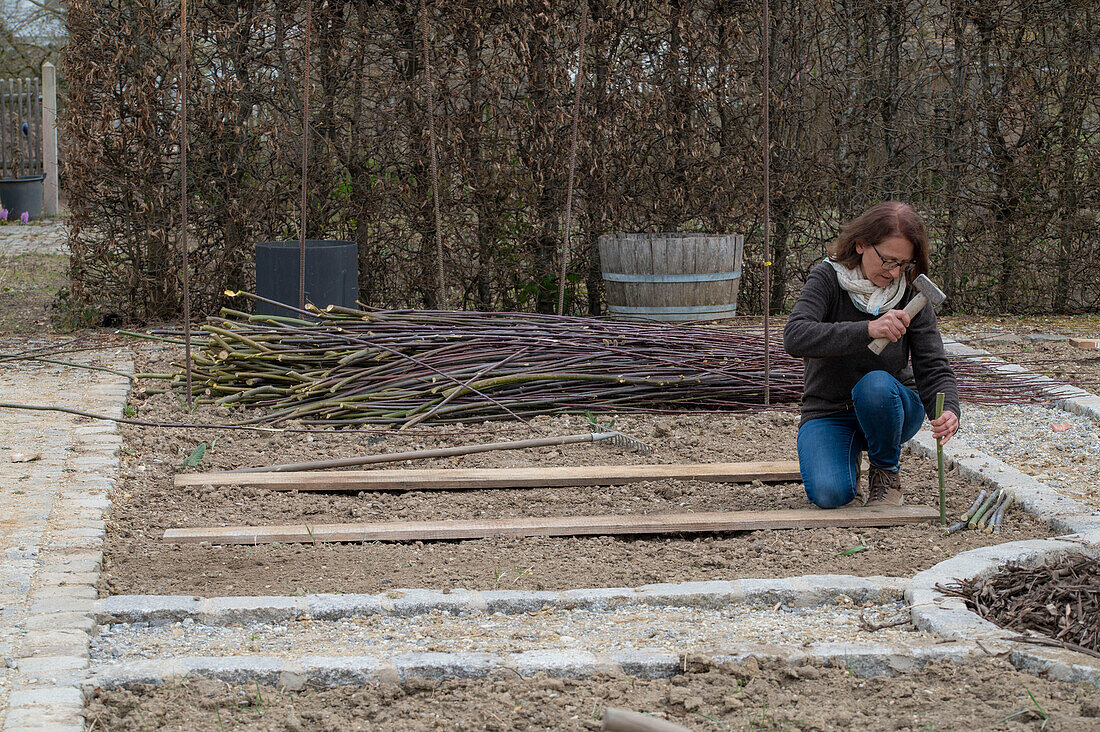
[783,201,960,509]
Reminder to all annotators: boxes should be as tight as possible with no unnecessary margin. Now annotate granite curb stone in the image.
[94,575,912,627]
[85,638,989,693]
[945,338,1100,421]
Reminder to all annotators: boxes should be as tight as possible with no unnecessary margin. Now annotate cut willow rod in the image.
[225,293,539,430]
[28,357,138,380]
[0,335,96,363]
[968,489,1002,529]
[988,491,1014,533]
[404,347,529,429]
[935,392,946,525]
[961,490,988,521]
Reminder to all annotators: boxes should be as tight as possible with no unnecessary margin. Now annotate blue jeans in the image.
[796,371,926,509]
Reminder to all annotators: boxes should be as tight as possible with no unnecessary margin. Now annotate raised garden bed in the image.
[100,347,1054,597]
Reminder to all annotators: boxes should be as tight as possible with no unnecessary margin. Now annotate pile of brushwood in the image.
[939,553,1100,657]
[148,297,1060,428]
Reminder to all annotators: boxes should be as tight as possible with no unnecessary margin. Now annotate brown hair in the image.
[829,201,930,281]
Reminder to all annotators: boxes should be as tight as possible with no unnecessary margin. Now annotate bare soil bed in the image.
[85,656,1100,731]
[100,348,1052,597]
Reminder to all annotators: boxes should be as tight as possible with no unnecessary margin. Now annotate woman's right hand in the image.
[868,309,911,342]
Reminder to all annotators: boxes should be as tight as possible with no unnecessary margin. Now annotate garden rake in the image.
[230,429,652,473]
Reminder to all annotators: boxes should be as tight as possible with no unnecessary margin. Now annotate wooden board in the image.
[162,505,938,545]
[174,461,803,491]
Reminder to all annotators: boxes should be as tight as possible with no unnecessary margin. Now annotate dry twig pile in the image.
[939,553,1100,657]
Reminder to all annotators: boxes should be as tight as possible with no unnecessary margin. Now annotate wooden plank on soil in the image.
[174,461,802,491]
[162,505,938,545]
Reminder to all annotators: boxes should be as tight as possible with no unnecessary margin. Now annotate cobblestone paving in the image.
[0,351,130,730]
[0,220,68,256]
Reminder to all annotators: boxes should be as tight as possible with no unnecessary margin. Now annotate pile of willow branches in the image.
[155,301,1059,428]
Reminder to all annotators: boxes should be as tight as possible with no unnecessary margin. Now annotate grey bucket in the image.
[599,233,744,322]
[255,240,358,318]
[0,175,45,219]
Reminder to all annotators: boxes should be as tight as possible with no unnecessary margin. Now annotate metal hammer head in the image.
[911,273,946,308]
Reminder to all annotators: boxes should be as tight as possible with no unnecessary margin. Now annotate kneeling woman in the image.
[783,201,960,508]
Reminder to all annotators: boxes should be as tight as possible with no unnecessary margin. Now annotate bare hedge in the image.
[62,0,1100,319]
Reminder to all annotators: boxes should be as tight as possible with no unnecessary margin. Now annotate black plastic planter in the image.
[255,240,358,318]
[0,175,45,219]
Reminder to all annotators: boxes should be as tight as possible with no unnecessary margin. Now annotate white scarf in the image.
[826,258,906,316]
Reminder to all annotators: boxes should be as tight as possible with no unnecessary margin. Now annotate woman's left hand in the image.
[931,409,959,444]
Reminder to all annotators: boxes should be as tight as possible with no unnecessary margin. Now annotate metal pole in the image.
[557,0,589,317]
[299,0,312,311]
[762,0,771,405]
[180,0,192,408]
[420,0,445,308]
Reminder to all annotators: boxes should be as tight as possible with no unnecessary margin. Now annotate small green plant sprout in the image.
[695,712,729,728]
[180,442,207,468]
[1004,686,1050,729]
[494,565,535,586]
[122,404,136,417]
[837,544,869,557]
[584,410,614,430]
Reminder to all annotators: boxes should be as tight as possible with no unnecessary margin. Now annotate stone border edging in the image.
[944,338,1100,420]
[87,639,979,693]
[96,574,910,627]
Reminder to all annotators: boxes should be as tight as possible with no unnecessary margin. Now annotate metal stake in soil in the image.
[936,391,946,524]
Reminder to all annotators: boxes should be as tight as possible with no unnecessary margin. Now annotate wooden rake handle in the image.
[604,707,695,732]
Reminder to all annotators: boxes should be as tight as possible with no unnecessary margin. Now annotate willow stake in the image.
[935,392,946,525]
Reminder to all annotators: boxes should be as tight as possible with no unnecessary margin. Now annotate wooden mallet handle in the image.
[604,708,694,732]
[867,292,929,355]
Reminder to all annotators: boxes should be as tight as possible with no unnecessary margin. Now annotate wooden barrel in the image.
[599,233,744,322]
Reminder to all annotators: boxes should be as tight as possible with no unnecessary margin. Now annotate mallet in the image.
[868,273,947,355]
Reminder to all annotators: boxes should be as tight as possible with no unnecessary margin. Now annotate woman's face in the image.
[855,235,916,287]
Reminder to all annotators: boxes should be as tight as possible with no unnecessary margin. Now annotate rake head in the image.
[593,429,653,454]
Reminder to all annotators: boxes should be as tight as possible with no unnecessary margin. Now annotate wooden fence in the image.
[0,77,43,180]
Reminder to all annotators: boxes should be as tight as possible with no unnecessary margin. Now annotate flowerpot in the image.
[255,240,358,318]
[599,233,744,321]
[0,175,45,219]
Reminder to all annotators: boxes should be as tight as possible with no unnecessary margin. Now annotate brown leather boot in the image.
[866,466,903,506]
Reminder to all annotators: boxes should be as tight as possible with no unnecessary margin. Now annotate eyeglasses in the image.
[870,244,916,273]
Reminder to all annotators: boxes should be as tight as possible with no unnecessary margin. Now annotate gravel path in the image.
[0,218,68,255]
[91,601,922,662]
[956,403,1100,510]
[0,350,130,728]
